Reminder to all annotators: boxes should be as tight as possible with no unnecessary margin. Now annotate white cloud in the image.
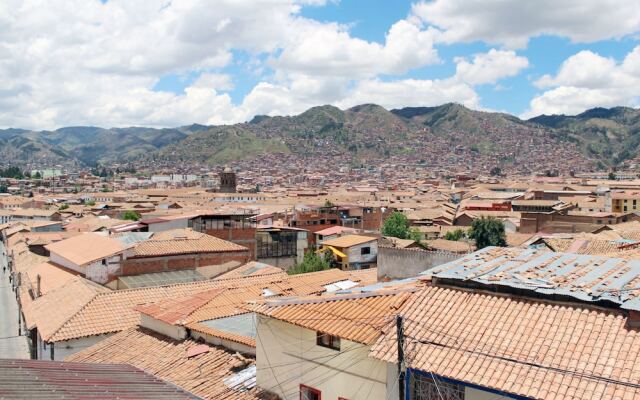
[412,0,640,48]
[523,46,640,117]
[0,0,454,129]
[271,19,440,78]
[336,78,479,110]
[454,49,529,85]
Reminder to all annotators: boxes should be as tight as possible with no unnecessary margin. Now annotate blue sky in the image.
[2,0,639,128]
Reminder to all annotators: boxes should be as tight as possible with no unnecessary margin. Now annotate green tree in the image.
[122,211,140,221]
[468,217,507,249]
[288,251,332,275]
[33,171,42,179]
[0,185,7,193]
[85,200,96,206]
[608,172,616,180]
[444,228,467,241]
[382,211,412,239]
[324,199,334,207]
[408,227,423,243]
[58,203,69,210]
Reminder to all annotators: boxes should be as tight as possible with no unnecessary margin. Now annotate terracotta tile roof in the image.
[66,328,264,400]
[131,229,247,257]
[24,261,81,296]
[370,285,640,400]
[321,234,377,248]
[314,226,358,236]
[251,288,415,345]
[44,233,125,266]
[63,216,128,232]
[38,268,374,343]
[0,358,201,399]
[136,289,225,325]
[214,261,283,280]
[425,238,474,253]
[505,232,535,247]
[25,277,111,337]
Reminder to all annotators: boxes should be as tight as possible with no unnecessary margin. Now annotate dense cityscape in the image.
[2,0,640,399]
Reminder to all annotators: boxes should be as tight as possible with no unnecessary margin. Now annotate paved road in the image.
[0,241,30,358]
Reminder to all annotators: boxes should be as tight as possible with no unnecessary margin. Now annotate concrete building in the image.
[319,234,378,270]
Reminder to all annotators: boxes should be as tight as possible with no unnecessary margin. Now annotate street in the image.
[0,240,29,358]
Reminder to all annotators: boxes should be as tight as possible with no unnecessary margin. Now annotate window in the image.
[361,247,371,255]
[300,385,321,400]
[316,331,340,350]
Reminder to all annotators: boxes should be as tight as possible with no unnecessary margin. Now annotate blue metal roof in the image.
[422,246,640,311]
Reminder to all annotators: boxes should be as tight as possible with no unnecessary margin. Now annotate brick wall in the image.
[119,250,250,277]
[205,228,257,260]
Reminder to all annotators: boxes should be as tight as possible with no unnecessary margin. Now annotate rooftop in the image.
[66,328,263,400]
[44,233,125,266]
[0,358,201,399]
[321,234,377,248]
[131,229,247,257]
[370,284,640,400]
[424,246,640,311]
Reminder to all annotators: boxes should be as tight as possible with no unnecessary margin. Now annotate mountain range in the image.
[1,104,639,170]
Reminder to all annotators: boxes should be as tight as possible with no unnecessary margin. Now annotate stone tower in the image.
[219,166,237,193]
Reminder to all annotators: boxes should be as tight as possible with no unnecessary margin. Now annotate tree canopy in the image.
[122,211,140,221]
[288,251,332,275]
[468,217,507,249]
[382,212,410,239]
[444,228,467,241]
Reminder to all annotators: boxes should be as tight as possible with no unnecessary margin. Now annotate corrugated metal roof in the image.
[0,358,201,399]
[423,246,640,310]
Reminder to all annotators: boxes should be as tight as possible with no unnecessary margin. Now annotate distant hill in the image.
[2,104,639,169]
[528,107,640,165]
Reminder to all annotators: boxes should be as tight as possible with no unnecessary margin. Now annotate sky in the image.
[1,0,639,129]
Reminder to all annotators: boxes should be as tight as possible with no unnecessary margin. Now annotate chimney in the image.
[36,274,42,298]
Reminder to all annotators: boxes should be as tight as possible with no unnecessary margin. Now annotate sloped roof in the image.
[0,358,201,399]
[424,246,640,311]
[44,233,125,266]
[25,277,111,337]
[214,261,283,280]
[250,288,415,345]
[35,268,376,343]
[370,284,640,400]
[66,328,262,400]
[321,234,376,248]
[131,229,247,257]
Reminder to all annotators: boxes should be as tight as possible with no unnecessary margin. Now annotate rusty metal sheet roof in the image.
[0,358,201,399]
[423,246,640,310]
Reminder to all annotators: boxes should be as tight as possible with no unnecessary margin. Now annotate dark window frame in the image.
[300,384,322,400]
[316,331,340,351]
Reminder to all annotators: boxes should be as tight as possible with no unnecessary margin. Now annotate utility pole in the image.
[397,314,405,400]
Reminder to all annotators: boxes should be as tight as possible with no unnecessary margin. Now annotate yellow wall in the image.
[255,315,390,400]
[613,198,640,213]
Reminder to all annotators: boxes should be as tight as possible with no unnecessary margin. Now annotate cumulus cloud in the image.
[454,49,529,85]
[523,46,640,117]
[272,19,441,78]
[336,78,479,110]
[411,0,640,48]
[0,0,454,129]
